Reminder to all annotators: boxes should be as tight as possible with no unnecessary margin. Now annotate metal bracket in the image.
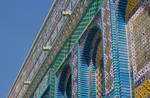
[62,10,72,16]
[42,46,52,51]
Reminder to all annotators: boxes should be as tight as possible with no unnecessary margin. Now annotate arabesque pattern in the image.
[8,0,150,98]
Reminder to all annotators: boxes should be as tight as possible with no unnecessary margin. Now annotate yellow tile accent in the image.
[126,0,140,16]
[135,80,150,98]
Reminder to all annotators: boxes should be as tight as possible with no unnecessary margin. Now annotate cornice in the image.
[24,0,91,97]
[8,0,57,97]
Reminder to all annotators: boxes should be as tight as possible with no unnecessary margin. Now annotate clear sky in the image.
[0,0,53,97]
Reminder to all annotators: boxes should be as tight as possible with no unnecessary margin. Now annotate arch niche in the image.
[78,26,104,98]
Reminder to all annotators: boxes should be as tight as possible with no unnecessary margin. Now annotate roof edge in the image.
[7,0,57,97]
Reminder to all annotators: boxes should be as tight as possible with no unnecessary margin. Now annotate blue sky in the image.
[0,0,53,97]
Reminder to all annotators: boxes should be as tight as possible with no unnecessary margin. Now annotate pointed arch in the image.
[78,26,104,98]
[56,64,72,98]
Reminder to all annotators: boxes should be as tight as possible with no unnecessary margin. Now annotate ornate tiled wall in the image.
[102,0,114,95]
[9,0,150,98]
[76,19,103,97]
[70,44,79,98]
[127,1,150,97]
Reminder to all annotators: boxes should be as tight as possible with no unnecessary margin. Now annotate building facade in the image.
[8,0,150,98]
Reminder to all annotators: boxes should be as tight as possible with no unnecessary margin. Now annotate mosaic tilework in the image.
[78,27,102,98]
[56,64,72,98]
[91,31,102,98]
[135,79,150,98]
[96,39,103,97]
[33,70,50,98]
[127,2,150,97]
[127,2,150,82]
[102,0,114,95]
[9,0,150,98]
[126,0,140,17]
[78,37,89,98]
[115,0,132,97]
[70,44,78,98]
